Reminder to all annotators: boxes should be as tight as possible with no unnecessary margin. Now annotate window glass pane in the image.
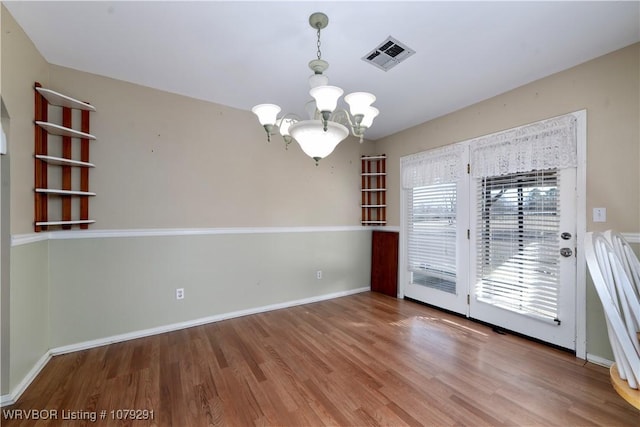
[407,182,457,294]
[475,170,560,320]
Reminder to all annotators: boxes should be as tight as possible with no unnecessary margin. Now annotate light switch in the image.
[593,207,606,223]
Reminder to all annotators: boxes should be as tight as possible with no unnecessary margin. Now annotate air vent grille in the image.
[362,36,415,71]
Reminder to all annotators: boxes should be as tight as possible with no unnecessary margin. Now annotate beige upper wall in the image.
[2,6,367,234]
[45,66,365,232]
[1,5,49,235]
[376,43,640,234]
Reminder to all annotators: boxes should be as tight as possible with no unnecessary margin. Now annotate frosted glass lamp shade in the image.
[309,86,343,112]
[252,104,281,126]
[289,120,349,160]
[361,107,379,128]
[308,74,329,89]
[344,92,376,116]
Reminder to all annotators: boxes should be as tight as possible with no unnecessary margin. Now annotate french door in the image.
[400,112,581,350]
[402,144,469,315]
[403,181,470,314]
[469,167,577,349]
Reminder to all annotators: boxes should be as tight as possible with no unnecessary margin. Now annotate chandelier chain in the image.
[316,28,322,60]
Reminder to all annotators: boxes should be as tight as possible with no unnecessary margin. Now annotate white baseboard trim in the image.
[586,353,614,368]
[1,286,370,407]
[0,352,52,407]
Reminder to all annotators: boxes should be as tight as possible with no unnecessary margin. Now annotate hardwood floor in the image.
[3,292,638,426]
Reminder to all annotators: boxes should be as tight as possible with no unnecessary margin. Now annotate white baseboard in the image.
[586,353,614,368]
[1,286,370,407]
[0,352,52,407]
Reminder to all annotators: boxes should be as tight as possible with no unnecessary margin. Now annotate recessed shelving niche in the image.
[361,155,387,226]
[34,82,96,231]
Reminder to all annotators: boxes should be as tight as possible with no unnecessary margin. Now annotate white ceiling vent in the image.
[362,36,415,71]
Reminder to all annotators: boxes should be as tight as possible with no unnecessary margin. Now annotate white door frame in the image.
[399,110,587,359]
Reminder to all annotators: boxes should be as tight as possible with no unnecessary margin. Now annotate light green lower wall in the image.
[9,239,48,392]
[47,230,371,348]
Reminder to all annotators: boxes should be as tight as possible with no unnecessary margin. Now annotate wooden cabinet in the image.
[361,155,386,225]
[34,83,96,231]
[371,230,399,297]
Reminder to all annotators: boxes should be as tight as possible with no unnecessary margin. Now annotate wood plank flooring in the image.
[3,292,638,426]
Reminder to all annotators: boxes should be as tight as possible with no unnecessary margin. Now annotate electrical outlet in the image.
[316,270,323,280]
[176,288,184,300]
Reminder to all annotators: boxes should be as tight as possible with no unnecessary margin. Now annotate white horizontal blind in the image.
[407,182,457,294]
[475,169,561,322]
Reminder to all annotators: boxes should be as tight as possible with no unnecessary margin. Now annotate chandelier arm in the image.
[330,109,353,127]
[330,109,367,142]
[277,113,301,149]
[277,113,301,123]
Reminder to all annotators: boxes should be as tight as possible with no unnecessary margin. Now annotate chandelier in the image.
[252,12,379,165]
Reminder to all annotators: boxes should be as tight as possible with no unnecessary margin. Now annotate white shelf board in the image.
[35,121,96,140]
[361,173,386,176]
[35,220,95,226]
[361,155,386,160]
[36,87,96,111]
[362,221,387,224]
[35,155,95,168]
[35,188,96,196]
[361,205,387,208]
[361,189,387,192]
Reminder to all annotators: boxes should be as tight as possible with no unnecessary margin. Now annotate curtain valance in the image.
[469,114,577,178]
[401,143,465,189]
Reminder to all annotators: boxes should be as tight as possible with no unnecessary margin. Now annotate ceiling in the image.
[5,1,639,141]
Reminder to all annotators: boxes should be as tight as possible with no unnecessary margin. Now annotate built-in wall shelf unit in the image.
[34,82,96,232]
[361,155,387,226]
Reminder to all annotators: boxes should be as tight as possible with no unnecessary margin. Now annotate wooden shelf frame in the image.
[361,155,387,226]
[34,82,96,232]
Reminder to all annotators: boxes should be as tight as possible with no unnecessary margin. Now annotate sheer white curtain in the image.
[401,143,466,189]
[470,114,577,178]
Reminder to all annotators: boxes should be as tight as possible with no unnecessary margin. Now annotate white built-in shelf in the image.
[35,220,96,227]
[35,188,96,197]
[361,155,387,226]
[35,121,96,140]
[35,87,96,111]
[35,155,95,168]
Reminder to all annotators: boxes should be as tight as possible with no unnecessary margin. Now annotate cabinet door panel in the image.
[371,231,399,297]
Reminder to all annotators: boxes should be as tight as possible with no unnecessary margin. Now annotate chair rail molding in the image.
[11,225,375,246]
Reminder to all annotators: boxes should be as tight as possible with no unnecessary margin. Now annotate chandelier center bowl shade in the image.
[251,12,379,165]
[288,120,349,162]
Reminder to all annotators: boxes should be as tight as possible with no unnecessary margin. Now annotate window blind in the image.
[475,169,561,321]
[407,182,457,294]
